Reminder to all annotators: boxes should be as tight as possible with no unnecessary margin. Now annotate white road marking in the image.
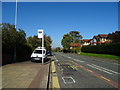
[62,77,75,84]
[87,64,113,74]
[91,64,120,75]
[54,55,59,61]
[59,54,85,63]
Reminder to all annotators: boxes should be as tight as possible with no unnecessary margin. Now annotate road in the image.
[54,52,120,89]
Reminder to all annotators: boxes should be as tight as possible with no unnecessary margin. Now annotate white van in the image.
[31,47,47,62]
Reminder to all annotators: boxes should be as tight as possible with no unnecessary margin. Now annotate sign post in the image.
[38,29,44,64]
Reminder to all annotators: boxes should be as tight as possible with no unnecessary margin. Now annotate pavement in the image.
[53,52,120,89]
[2,57,51,89]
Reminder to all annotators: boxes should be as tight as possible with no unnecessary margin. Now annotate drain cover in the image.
[62,77,75,84]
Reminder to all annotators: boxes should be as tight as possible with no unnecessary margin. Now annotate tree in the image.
[54,47,61,52]
[44,35,52,50]
[27,35,52,51]
[61,31,82,51]
[107,31,120,43]
[2,23,32,64]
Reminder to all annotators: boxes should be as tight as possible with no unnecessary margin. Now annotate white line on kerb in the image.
[87,64,113,74]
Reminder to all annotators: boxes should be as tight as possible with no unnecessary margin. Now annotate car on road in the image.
[47,50,53,56]
[31,47,47,62]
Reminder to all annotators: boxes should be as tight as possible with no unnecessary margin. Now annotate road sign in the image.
[38,29,43,38]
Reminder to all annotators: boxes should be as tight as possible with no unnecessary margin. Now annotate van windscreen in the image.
[34,50,45,54]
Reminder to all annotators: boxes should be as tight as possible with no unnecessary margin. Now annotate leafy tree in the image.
[44,35,52,50]
[107,31,120,43]
[61,31,82,51]
[54,47,61,52]
[27,35,41,50]
[27,35,52,51]
[2,23,32,64]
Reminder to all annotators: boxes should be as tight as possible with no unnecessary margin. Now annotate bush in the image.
[81,43,120,56]
[16,44,32,62]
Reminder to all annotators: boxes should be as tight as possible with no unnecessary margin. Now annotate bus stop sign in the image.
[38,29,43,38]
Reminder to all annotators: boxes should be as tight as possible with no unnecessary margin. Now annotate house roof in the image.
[83,39,91,42]
[93,35,98,38]
[70,43,82,47]
[98,34,108,38]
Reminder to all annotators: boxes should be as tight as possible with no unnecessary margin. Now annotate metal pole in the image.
[42,30,44,64]
[14,0,18,62]
[15,0,18,28]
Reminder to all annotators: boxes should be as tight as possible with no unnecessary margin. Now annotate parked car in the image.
[47,51,53,56]
[31,47,47,62]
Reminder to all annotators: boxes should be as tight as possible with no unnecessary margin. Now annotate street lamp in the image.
[13,0,18,62]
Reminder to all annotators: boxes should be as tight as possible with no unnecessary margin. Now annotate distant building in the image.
[70,43,82,48]
[93,35,98,45]
[83,39,91,46]
[83,34,111,46]
[97,34,110,44]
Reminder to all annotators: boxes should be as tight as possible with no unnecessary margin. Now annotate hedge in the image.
[2,44,32,65]
[81,43,120,56]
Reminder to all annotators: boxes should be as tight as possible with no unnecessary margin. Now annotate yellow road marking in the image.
[52,74,60,89]
[51,61,60,89]
[100,76,111,82]
[52,61,56,73]
[87,69,93,73]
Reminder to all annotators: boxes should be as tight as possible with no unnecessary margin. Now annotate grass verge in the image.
[79,52,120,60]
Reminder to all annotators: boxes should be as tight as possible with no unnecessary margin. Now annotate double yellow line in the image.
[51,61,60,89]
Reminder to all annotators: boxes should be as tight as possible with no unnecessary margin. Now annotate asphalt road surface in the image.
[54,52,120,89]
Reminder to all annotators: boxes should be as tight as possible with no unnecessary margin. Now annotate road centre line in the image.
[91,64,120,75]
[87,64,113,74]
[100,76,111,82]
[70,61,119,88]
[59,54,85,63]
[58,53,118,75]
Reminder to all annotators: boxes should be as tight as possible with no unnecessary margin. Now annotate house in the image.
[70,43,82,49]
[83,39,91,46]
[97,34,110,44]
[93,35,98,45]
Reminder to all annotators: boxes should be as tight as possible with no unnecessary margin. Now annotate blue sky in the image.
[2,2,118,48]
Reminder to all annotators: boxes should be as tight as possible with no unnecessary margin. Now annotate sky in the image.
[2,2,118,48]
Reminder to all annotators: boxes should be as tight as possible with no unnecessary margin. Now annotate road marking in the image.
[70,61,119,88]
[62,77,75,84]
[51,61,60,88]
[91,64,120,75]
[87,69,93,72]
[59,54,85,63]
[100,76,111,82]
[87,64,113,74]
[52,61,56,73]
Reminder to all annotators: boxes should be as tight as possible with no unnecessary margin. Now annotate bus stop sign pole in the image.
[38,29,44,64]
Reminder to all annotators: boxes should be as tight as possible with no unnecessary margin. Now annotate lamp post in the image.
[13,0,18,62]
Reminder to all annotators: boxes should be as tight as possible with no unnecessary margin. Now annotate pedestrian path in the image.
[2,61,50,88]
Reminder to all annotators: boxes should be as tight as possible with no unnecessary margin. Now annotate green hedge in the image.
[2,44,32,65]
[81,43,120,56]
